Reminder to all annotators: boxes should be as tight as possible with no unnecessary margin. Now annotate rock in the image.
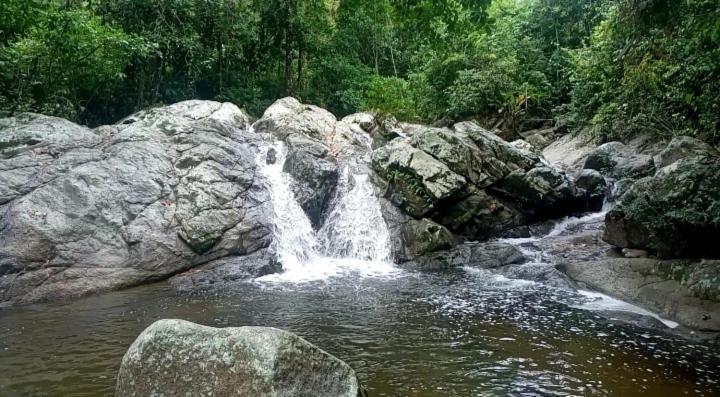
[622,248,649,258]
[0,101,275,306]
[253,97,336,142]
[169,249,280,291]
[653,135,719,169]
[490,165,578,218]
[524,133,552,150]
[559,258,720,331]
[405,242,526,271]
[542,134,597,174]
[372,139,466,218]
[574,169,608,211]
[116,319,367,397]
[283,134,339,227]
[603,157,720,258]
[499,263,576,290]
[584,141,655,179]
[266,147,277,164]
[377,196,456,262]
[371,120,586,243]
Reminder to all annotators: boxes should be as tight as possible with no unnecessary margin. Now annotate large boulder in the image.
[653,135,719,169]
[372,139,466,218]
[584,141,655,179]
[116,319,367,397]
[604,157,720,258]
[371,121,582,243]
[541,133,597,175]
[0,101,274,305]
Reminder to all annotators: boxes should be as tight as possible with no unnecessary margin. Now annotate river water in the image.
[0,139,718,396]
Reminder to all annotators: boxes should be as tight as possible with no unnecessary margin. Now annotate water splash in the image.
[318,166,392,262]
[256,140,397,283]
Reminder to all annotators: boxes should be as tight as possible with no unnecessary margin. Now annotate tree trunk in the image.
[297,41,303,92]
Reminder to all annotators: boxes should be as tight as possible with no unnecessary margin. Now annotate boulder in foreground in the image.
[116,319,367,397]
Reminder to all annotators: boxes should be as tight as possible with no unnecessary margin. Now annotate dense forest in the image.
[1,0,718,143]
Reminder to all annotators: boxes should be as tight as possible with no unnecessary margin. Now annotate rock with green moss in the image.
[116,319,367,397]
[604,157,720,258]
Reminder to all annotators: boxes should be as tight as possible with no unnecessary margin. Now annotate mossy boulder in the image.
[604,157,720,258]
[116,319,367,397]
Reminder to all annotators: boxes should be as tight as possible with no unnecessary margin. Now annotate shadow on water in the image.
[1,266,718,397]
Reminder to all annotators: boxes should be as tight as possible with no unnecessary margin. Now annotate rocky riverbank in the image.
[1,98,719,338]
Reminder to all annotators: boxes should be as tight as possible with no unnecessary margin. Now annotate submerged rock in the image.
[116,319,367,397]
[0,101,274,305]
[603,157,720,258]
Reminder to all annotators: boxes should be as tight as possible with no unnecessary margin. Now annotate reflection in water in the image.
[1,268,718,397]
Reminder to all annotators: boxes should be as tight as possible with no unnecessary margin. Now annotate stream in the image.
[0,139,718,396]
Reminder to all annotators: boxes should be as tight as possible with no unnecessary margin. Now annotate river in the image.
[0,139,718,396]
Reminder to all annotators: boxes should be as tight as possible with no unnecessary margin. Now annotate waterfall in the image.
[256,140,396,282]
[318,166,392,262]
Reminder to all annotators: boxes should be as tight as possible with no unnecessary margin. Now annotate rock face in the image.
[560,259,720,332]
[0,101,274,305]
[116,319,367,397]
[405,241,526,270]
[603,156,720,258]
[372,121,586,243]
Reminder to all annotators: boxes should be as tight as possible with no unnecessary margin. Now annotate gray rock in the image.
[0,101,274,306]
[584,141,655,179]
[603,157,720,258]
[169,249,280,291]
[405,242,525,271]
[653,135,719,169]
[283,134,339,227]
[574,169,608,211]
[559,258,720,331]
[541,133,597,174]
[116,319,367,397]
[372,139,466,218]
[499,263,576,290]
[253,97,336,142]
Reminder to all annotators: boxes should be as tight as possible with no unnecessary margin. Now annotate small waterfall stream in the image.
[256,140,396,282]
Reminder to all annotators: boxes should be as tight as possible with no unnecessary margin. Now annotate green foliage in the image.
[0,0,717,146]
[0,4,139,122]
[566,0,720,142]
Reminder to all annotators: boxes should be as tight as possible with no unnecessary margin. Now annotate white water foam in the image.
[255,140,398,283]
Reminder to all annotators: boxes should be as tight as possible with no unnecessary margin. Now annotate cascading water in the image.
[256,139,397,282]
[318,166,392,262]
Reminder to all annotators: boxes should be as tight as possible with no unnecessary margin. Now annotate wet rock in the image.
[283,134,339,227]
[490,165,578,218]
[653,135,719,169]
[574,169,608,211]
[266,147,277,164]
[169,249,280,291]
[559,258,720,331]
[405,242,525,270]
[499,263,576,290]
[116,319,367,397]
[584,141,655,179]
[0,101,274,306]
[596,310,670,331]
[603,157,720,258]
